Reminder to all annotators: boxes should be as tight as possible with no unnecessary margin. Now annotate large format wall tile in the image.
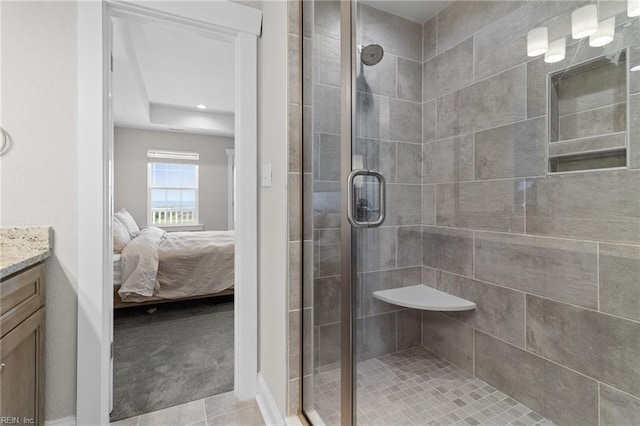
[436,1,524,53]
[397,226,423,268]
[474,117,547,180]
[355,138,397,183]
[397,58,422,103]
[361,4,422,62]
[422,17,437,61]
[600,385,640,426]
[558,103,626,141]
[386,184,422,226]
[314,0,340,39]
[397,309,421,351]
[316,228,340,278]
[318,35,340,88]
[436,179,525,233]
[422,100,437,143]
[357,52,397,98]
[437,272,525,347]
[423,37,474,101]
[357,93,422,143]
[356,312,397,362]
[474,1,581,80]
[356,226,397,272]
[314,276,340,327]
[599,243,640,321]
[475,331,598,426]
[396,142,422,184]
[357,266,423,318]
[422,185,435,226]
[423,226,473,276]
[527,295,640,398]
[318,134,340,181]
[525,170,640,244]
[318,323,340,366]
[475,232,598,308]
[422,134,474,184]
[630,93,640,168]
[313,182,340,232]
[437,66,526,139]
[422,311,473,373]
[314,85,340,135]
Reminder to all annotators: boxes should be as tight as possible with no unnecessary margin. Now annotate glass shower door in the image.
[303,1,640,425]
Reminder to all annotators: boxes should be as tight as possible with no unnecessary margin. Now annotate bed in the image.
[113,225,235,308]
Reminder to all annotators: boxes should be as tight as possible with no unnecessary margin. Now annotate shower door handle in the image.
[347,169,386,228]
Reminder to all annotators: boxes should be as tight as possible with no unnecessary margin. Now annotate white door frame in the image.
[77,2,261,424]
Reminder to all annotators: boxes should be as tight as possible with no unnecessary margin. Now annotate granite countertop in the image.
[0,226,53,279]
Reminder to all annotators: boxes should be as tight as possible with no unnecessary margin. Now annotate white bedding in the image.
[113,254,122,286]
[118,227,234,302]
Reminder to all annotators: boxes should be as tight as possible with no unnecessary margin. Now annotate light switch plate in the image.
[261,163,272,187]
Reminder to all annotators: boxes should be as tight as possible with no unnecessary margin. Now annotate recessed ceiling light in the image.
[197,104,207,109]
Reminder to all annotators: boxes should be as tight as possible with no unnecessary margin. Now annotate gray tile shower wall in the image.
[311,1,425,371]
[421,2,640,425]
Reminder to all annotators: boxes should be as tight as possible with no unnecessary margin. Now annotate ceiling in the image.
[361,0,453,23]
[112,17,236,136]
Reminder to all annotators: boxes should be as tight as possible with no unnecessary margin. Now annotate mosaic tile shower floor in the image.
[312,347,555,426]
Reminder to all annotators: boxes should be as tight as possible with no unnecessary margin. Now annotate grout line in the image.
[597,242,601,312]
[598,382,601,426]
[203,399,209,426]
[524,292,528,351]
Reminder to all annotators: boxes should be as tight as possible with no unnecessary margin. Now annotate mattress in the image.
[113,254,122,286]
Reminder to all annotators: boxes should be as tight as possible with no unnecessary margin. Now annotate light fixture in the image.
[629,0,640,17]
[197,104,207,109]
[631,65,640,71]
[545,38,566,63]
[590,17,616,47]
[527,27,549,56]
[572,5,598,39]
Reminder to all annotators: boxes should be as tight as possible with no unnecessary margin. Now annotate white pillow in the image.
[113,217,131,253]
[114,208,140,238]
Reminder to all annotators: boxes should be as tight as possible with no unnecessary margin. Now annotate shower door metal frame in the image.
[340,1,357,425]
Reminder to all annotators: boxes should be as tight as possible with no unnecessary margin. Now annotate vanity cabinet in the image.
[0,263,45,425]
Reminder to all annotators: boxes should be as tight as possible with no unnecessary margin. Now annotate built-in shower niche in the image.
[548,51,628,173]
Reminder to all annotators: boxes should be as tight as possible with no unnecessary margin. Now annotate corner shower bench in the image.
[373,285,476,311]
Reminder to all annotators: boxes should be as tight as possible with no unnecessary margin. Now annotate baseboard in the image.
[45,416,76,426]
[256,373,285,426]
[286,415,304,425]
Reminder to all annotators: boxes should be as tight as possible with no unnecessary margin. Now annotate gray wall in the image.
[420,2,640,425]
[114,127,234,231]
[311,2,424,370]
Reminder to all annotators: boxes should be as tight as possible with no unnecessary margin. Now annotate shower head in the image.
[359,43,384,66]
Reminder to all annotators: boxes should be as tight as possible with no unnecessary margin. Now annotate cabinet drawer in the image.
[0,264,45,337]
[0,307,44,425]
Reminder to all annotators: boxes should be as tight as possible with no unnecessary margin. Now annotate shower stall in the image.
[300,1,640,425]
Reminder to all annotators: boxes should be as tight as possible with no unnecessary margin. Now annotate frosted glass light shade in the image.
[629,0,640,17]
[545,38,566,63]
[527,27,549,56]
[572,5,598,39]
[590,17,616,47]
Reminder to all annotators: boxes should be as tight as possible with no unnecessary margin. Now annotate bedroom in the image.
[109,15,237,421]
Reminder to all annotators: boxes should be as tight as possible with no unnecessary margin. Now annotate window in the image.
[147,150,199,226]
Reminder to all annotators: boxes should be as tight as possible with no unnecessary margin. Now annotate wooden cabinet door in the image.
[0,308,44,425]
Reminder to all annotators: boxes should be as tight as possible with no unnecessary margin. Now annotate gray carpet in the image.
[110,297,234,421]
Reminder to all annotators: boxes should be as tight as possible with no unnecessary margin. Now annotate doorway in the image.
[76,2,261,424]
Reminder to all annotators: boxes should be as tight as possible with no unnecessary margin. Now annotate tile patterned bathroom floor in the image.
[312,347,555,426]
[110,391,265,426]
